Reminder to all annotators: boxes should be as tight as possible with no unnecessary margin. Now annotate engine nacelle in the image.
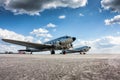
[65,44,73,49]
[55,41,62,46]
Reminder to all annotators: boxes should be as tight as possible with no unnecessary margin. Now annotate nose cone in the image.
[72,37,76,41]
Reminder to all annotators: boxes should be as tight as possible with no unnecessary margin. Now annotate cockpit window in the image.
[66,36,68,38]
[65,36,70,38]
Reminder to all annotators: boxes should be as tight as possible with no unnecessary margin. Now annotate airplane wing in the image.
[2,39,53,49]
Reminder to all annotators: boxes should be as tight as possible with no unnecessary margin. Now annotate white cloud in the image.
[101,0,120,13]
[0,0,88,15]
[75,36,120,53]
[0,28,34,52]
[36,40,42,44]
[47,23,56,28]
[58,15,66,19]
[0,28,33,41]
[105,15,120,25]
[31,28,48,34]
[30,28,52,43]
[0,28,52,52]
[79,13,84,16]
[0,43,24,52]
[30,28,52,38]
[44,38,50,42]
[101,0,120,25]
[0,28,53,52]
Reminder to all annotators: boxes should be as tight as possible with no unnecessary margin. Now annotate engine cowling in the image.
[55,41,62,46]
[66,44,73,49]
[54,42,73,49]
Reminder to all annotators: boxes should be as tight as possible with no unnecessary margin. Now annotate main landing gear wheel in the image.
[80,52,82,54]
[83,53,86,55]
[51,50,55,55]
[80,52,86,55]
[30,52,32,54]
[62,50,66,55]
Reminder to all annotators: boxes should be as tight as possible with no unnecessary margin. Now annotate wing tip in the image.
[1,38,12,42]
[1,38,5,41]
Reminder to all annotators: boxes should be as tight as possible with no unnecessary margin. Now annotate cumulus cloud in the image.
[0,28,52,52]
[0,0,88,15]
[36,40,42,44]
[105,15,120,25]
[101,0,120,12]
[58,15,66,19]
[44,38,50,42]
[0,28,33,41]
[47,23,56,28]
[75,36,120,53]
[0,28,53,52]
[0,43,24,52]
[30,28,52,38]
[101,0,120,25]
[0,28,34,52]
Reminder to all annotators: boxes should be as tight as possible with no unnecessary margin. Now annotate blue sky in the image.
[0,0,120,53]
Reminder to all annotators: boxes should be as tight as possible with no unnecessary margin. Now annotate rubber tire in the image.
[51,50,55,55]
[62,51,66,55]
[83,53,86,55]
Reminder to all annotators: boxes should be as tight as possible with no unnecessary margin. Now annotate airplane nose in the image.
[72,37,76,41]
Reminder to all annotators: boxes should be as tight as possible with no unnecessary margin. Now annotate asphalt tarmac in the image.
[0,54,120,80]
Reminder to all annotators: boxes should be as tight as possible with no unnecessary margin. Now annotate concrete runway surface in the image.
[0,54,120,80]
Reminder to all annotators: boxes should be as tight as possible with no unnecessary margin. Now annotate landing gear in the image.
[18,50,25,54]
[83,52,86,55]
[51,50,55,55]
[30,52,32,54]
[62,50,66,55]
[80,52,86,55]
[80,52,82,54]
